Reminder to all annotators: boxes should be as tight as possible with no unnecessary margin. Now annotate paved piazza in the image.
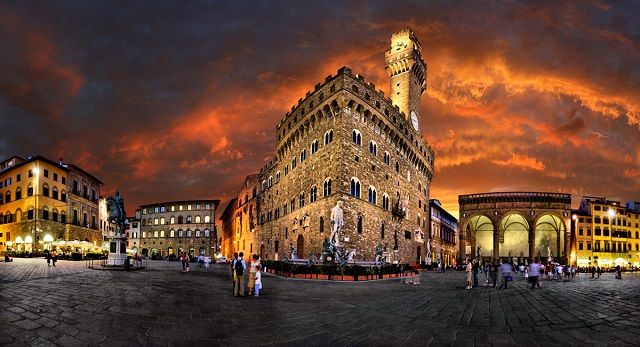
[1,259,640,346]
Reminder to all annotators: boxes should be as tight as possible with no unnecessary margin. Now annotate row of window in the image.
[0,169,67,189]
[0,185,68,205]
[0,208,99,227]
[140,229,211,238]
[579,228,639,238]
[141,215,212,226]
[578,241,639,252]
[142,203,213,215]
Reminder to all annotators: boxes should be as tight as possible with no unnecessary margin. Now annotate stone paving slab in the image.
[1,259,640,346]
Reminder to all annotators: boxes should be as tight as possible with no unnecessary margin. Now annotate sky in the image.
[0,1,639,218]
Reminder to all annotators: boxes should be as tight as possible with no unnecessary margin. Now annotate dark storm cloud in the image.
[0,0,638,216]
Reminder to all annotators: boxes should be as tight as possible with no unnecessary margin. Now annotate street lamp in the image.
[570,214,577,266]
[608,208,616,266]
[32,166,40,252]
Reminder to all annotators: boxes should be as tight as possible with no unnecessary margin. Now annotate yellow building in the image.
[0,155,102,255]
[574,196,640,268]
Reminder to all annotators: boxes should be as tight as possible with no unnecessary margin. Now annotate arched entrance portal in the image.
[297,235,304,259]
[499,213,529,259]
[534,214,564,260]
[465,215,494,260]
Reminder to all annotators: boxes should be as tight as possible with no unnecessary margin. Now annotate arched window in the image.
[60,211,66,223]
[395,161,399,173]
[383,151,390,165]
[310,186,317,203]
[323,178,332,197]
[319,216,324,233]
[178,216,184,224]
[350,178,361,198]
[187,216,192,223]
[324,130,334,145]
[357,215,363,234]
[42,184,49,197]
[300,149,307,163]
[170,229,175,237]
[204,215,210,223]
[154,218,159,225]
[27,184,33,197]
[52,208,58,222]
[5,191,10,203]
[369,141,377,156]
[170,216,176,224]
[154,231,158,238]
[195,216,201,223]
[381,222,385,239]
[368,186,377,204]
[186,229,192,238]
[15,187,22,200]
[352,129,361,145]
[42,207,49,220]
[178,229,183,238]
[204,229,210,237]
[276,171,281,182]
[61,190,66,202]
[299,192,305,208]
[52,187,59,200]
[268,176,273,187]
[311,140,318,154]
[160,230,165,237]
[382,194,390,210]
[195,230,201,238]
[160,217,165,225]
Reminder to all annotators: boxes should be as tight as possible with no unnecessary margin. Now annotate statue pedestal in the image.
[107,236,127,266]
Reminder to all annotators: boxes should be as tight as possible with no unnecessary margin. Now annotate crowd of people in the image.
[464,258,596,290]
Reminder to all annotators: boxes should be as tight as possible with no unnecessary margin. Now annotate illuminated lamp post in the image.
[32,166,40,253]
[570,214,577,266]
[608,208,616,267]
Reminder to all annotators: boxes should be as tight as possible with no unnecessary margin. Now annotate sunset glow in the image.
[1,2,638,217]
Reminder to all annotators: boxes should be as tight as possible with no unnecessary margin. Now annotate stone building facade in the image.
[219,198,237,259]
[239,29,435,263]
[138,200,219,258]
[0,155,102,254]
[429,199,458,267]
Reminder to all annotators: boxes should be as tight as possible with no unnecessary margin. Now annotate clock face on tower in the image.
[410,110,419,131]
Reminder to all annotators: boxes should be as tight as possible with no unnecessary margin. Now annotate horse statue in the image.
[106,191,126,235]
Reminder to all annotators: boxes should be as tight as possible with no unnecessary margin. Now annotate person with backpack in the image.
[233,252,247,297]
[230,252,239,294]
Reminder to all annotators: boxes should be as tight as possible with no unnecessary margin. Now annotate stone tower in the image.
[385,28,427,132]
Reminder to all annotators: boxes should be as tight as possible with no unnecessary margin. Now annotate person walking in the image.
[591,265,596,279]
[233,252,246,297]
[51,250,57,266]
[529,260,541,289]
[615,265,622,279]
[490,261,499,288]
[597,265,601,278]
[472,259,479,288]
[499,260,512,289]
[465,259,473,289]
[46,250,51,267]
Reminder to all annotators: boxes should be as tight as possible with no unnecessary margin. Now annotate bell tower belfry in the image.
[385,28,427,132]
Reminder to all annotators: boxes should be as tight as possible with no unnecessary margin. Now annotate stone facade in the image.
[138,200,219,258]
[237,29,435,264]
[429,199,458,267]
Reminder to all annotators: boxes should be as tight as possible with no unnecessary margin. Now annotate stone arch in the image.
[534,213,565,260]
[463,214,495,259]
[499,212,530,258]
